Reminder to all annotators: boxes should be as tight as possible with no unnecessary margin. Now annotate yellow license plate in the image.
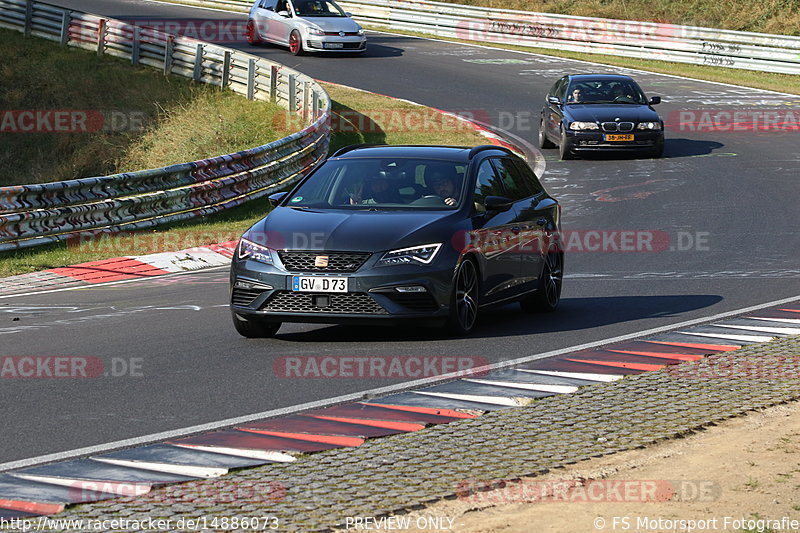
[605,134,634,141]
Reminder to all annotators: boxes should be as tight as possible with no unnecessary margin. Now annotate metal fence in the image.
[0,0,331,251]
[179,0,800,74]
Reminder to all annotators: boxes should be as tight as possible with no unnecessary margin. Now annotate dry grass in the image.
[439,0,800,35]
[0,28,288,186]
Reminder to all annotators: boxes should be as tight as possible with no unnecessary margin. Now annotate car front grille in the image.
[263,291,388,314]
[601,122,634,132]
[323,31,360,36]
[278,251,371,273]
[231,287,267,307]
[382,292,439,312]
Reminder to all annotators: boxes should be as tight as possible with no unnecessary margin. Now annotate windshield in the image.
[293,0,346,17]
[566,79,648,105]
[285,158,467,210]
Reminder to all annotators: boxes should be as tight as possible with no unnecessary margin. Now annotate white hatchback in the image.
[246,0,367,55]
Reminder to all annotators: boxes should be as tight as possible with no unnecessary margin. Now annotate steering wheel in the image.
[411,195,447,206]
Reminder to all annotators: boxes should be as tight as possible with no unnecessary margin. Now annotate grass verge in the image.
[0,28,288,186]
[0,81,488,277]
[431,0,800,35]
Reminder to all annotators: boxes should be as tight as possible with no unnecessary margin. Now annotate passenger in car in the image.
[349,173,403,205]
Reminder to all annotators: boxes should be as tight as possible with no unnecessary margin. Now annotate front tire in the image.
[559,129,574,160]
[289,30,304,56]
[538,118,555,149]
[245,19,261,45]
[447,258,480,335]
[232,311,281,338]
[520,248,563,313]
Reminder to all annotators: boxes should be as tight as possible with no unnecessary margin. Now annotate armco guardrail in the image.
[182,0,800,74]
[0,0,330,251]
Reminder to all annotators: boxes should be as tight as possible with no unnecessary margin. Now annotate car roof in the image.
[330,145,503,162]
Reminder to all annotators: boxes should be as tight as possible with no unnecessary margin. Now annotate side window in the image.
[490,158,533,201]
[473,159,505,209]
[509,158,544,196]
[276,0,289,13]
[260,0,277,10]
[549,77,568,102]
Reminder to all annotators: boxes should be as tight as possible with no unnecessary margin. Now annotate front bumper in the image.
[304,36,366,52]
[565,130,664,151]
[230,257,454,324]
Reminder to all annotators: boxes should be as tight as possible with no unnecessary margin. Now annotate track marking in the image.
[2,293,797,473]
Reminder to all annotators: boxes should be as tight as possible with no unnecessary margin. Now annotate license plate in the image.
[604,134,634,141]
[292,276,348,292]
[323,42,344,49]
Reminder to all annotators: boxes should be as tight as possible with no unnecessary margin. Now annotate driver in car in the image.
[427,168,461,206]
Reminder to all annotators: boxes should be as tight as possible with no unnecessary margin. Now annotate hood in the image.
[247,207,459,252]
[302,17,361,32]
[565,104,661,123]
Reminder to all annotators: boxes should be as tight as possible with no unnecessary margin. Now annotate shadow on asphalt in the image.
[271,294,724,342]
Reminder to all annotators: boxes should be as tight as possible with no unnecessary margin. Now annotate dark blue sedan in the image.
[538,74,664,160]
[230,145,563,338]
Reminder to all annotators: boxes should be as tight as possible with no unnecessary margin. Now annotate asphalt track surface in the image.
[2,0,799,463]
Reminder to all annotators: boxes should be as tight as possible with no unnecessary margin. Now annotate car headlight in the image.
[569,121,599,131]
[637,121,662,130]
[307,27,325,36]
[376,244,441,267]
[237,238,273,265]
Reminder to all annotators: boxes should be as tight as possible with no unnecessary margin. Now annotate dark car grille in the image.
[601,122,634,132]
[323,31,360,36]
[382,292,439,312]
[278,251,371,273]
[263,291,388,314]
[231,288,267,307]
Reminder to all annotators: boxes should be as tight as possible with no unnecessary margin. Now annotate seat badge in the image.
[315,256,330,268]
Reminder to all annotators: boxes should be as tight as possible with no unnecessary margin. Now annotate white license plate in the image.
[292,276,348,292]
[324,42,344,49]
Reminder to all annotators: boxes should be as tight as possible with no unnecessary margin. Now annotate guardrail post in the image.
[303,81,310,122]
[193,43,204,81]
[163,35,174,75]
[246,58,256,100]
[131,27,141,65]
[59,10,70,45]
[269,65,278,103]
[23,0,33,37]
[96,19,106,56]
[312,89,319,119]
[288,74,296,112]
[222,50,231,88]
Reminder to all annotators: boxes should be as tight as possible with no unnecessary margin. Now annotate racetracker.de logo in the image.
[666,109,800,132]
[0,356,142,378]
[456,478,719,504]
[274,356,490,378]
[0,110,146,133]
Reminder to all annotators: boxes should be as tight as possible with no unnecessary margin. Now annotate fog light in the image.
[234,280,273,290]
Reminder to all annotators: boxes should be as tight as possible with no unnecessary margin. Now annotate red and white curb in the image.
[0,242,237,297]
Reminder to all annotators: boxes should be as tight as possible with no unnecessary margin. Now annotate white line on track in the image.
[1,293,798,473]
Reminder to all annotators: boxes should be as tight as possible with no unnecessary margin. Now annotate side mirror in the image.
[345,11,352,16]
[547,96,561,106]
[277,9,289,17]
[484,196,513,212]
[649,96,661,105]
[269,192,288,207]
